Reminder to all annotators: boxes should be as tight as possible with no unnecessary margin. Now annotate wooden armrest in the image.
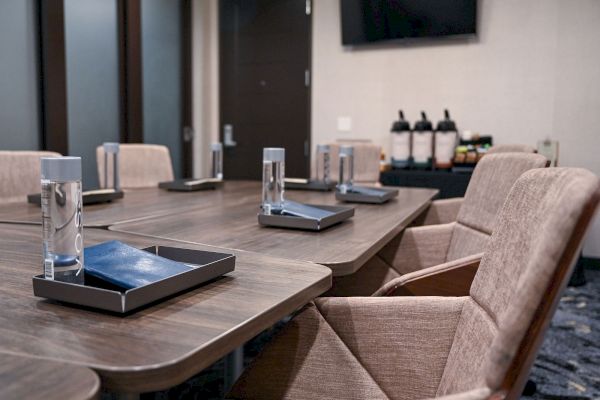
[375,253,483,297]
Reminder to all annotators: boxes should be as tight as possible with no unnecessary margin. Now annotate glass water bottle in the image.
[262,148,285,215]
[315,144,331,183]
[338,145,354,194]
[211,142,224,180]
[103,142,120,190]
[41,157,84,284]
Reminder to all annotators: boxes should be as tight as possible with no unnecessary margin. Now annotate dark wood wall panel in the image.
[118,0,143,143]
[37,0,68,154]
[181,0,193,177]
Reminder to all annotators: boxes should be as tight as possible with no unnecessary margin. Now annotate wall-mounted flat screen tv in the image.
[341,0,477,45]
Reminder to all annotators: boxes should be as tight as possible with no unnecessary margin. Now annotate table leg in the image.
[224,346,244,392]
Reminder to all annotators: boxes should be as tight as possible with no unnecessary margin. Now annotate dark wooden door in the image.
[219,0,311,179]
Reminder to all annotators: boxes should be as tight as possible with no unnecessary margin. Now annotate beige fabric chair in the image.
[420,144,538,226]
[327,142,381,184]
[96,144,174,189]
[327,153,548,296]
[487,144,536,154]
[0,151,61,203]
[228,167,600,400]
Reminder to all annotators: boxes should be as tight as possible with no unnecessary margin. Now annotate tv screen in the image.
[341,0,477,45]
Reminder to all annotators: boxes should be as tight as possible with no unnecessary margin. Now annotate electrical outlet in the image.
[337,116,352,132]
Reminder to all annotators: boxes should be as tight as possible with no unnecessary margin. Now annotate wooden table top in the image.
[0,182,256,228]
[111,182,438,276]
[0,224,331,393]
[0,353,100,400]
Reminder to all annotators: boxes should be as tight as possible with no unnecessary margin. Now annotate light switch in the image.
[337,116,352,132]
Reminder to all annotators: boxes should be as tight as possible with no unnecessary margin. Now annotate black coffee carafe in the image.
[390,110,411,168]
[412,112,433,169]
[435,109,459,169]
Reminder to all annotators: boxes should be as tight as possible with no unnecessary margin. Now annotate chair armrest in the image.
[378,223,455,275]
[373,253,483,297]
[427,387,494,400]
[416,198,464,226]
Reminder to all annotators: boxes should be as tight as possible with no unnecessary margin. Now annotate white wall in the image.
[311,0,600,257]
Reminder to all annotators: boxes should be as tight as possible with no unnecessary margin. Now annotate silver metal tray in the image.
[159,178,224,192]
[33,245,235,314]
[258,204,354,231]
[335,186,399,204]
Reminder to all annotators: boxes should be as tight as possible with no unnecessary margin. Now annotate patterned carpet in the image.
[524,268,600,400]
[139,268,600,400]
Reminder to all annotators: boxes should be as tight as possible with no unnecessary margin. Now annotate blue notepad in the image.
[349,186,388,197]
[281,200,336,221]
[84,241,194,289]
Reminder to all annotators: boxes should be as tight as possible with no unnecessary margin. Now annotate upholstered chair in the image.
[419,145,538,226]
[487,144,536,154]
[328,152,548,296]
[327,142,381,184]
[228,167,600,400]
[0,151,61,203]
[96,143,174,189]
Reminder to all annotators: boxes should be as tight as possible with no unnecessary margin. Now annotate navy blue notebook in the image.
[349,186,389,197]
[84,241,194,290]
[280,200,336,221]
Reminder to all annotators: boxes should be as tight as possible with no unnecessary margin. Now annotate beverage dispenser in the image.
[390,110,411,168]
[412,112,433,169]
[434,109,459,169]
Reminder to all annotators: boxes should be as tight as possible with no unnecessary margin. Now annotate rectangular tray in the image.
[258,204,354,231]
[284,178,337,192]
[158,178,223,192]
[28,189,124,206]
[335,186,399,204]
[33,245,235,314]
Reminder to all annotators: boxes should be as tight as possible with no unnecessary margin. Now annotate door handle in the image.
[183,126,195,142]
[223,124,237,147]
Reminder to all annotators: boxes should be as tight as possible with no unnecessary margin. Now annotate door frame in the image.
[217,0,313,179]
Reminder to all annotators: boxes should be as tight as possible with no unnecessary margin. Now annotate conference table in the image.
[0,353,99,400]
[110,181,438,276]
[0,180,437,396]
[0,182,258,228]
[0,224,330,395]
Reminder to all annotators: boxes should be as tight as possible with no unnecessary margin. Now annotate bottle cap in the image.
[316,144,330,153]
[436,109,457,132]
[263,147,285,162]
[340,145,354,156]
[211,142,223,151]
[103,142,120,154]
[41,157,82,182]
[391,110,410,132]
[413,111,433,131]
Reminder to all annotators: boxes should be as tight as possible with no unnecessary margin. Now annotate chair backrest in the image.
[0,151,61,202]
[445,153,548,262]
[327,142,381,184]
[436,168,600,398]
[96,143,174,189]
[487,144,536,154]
